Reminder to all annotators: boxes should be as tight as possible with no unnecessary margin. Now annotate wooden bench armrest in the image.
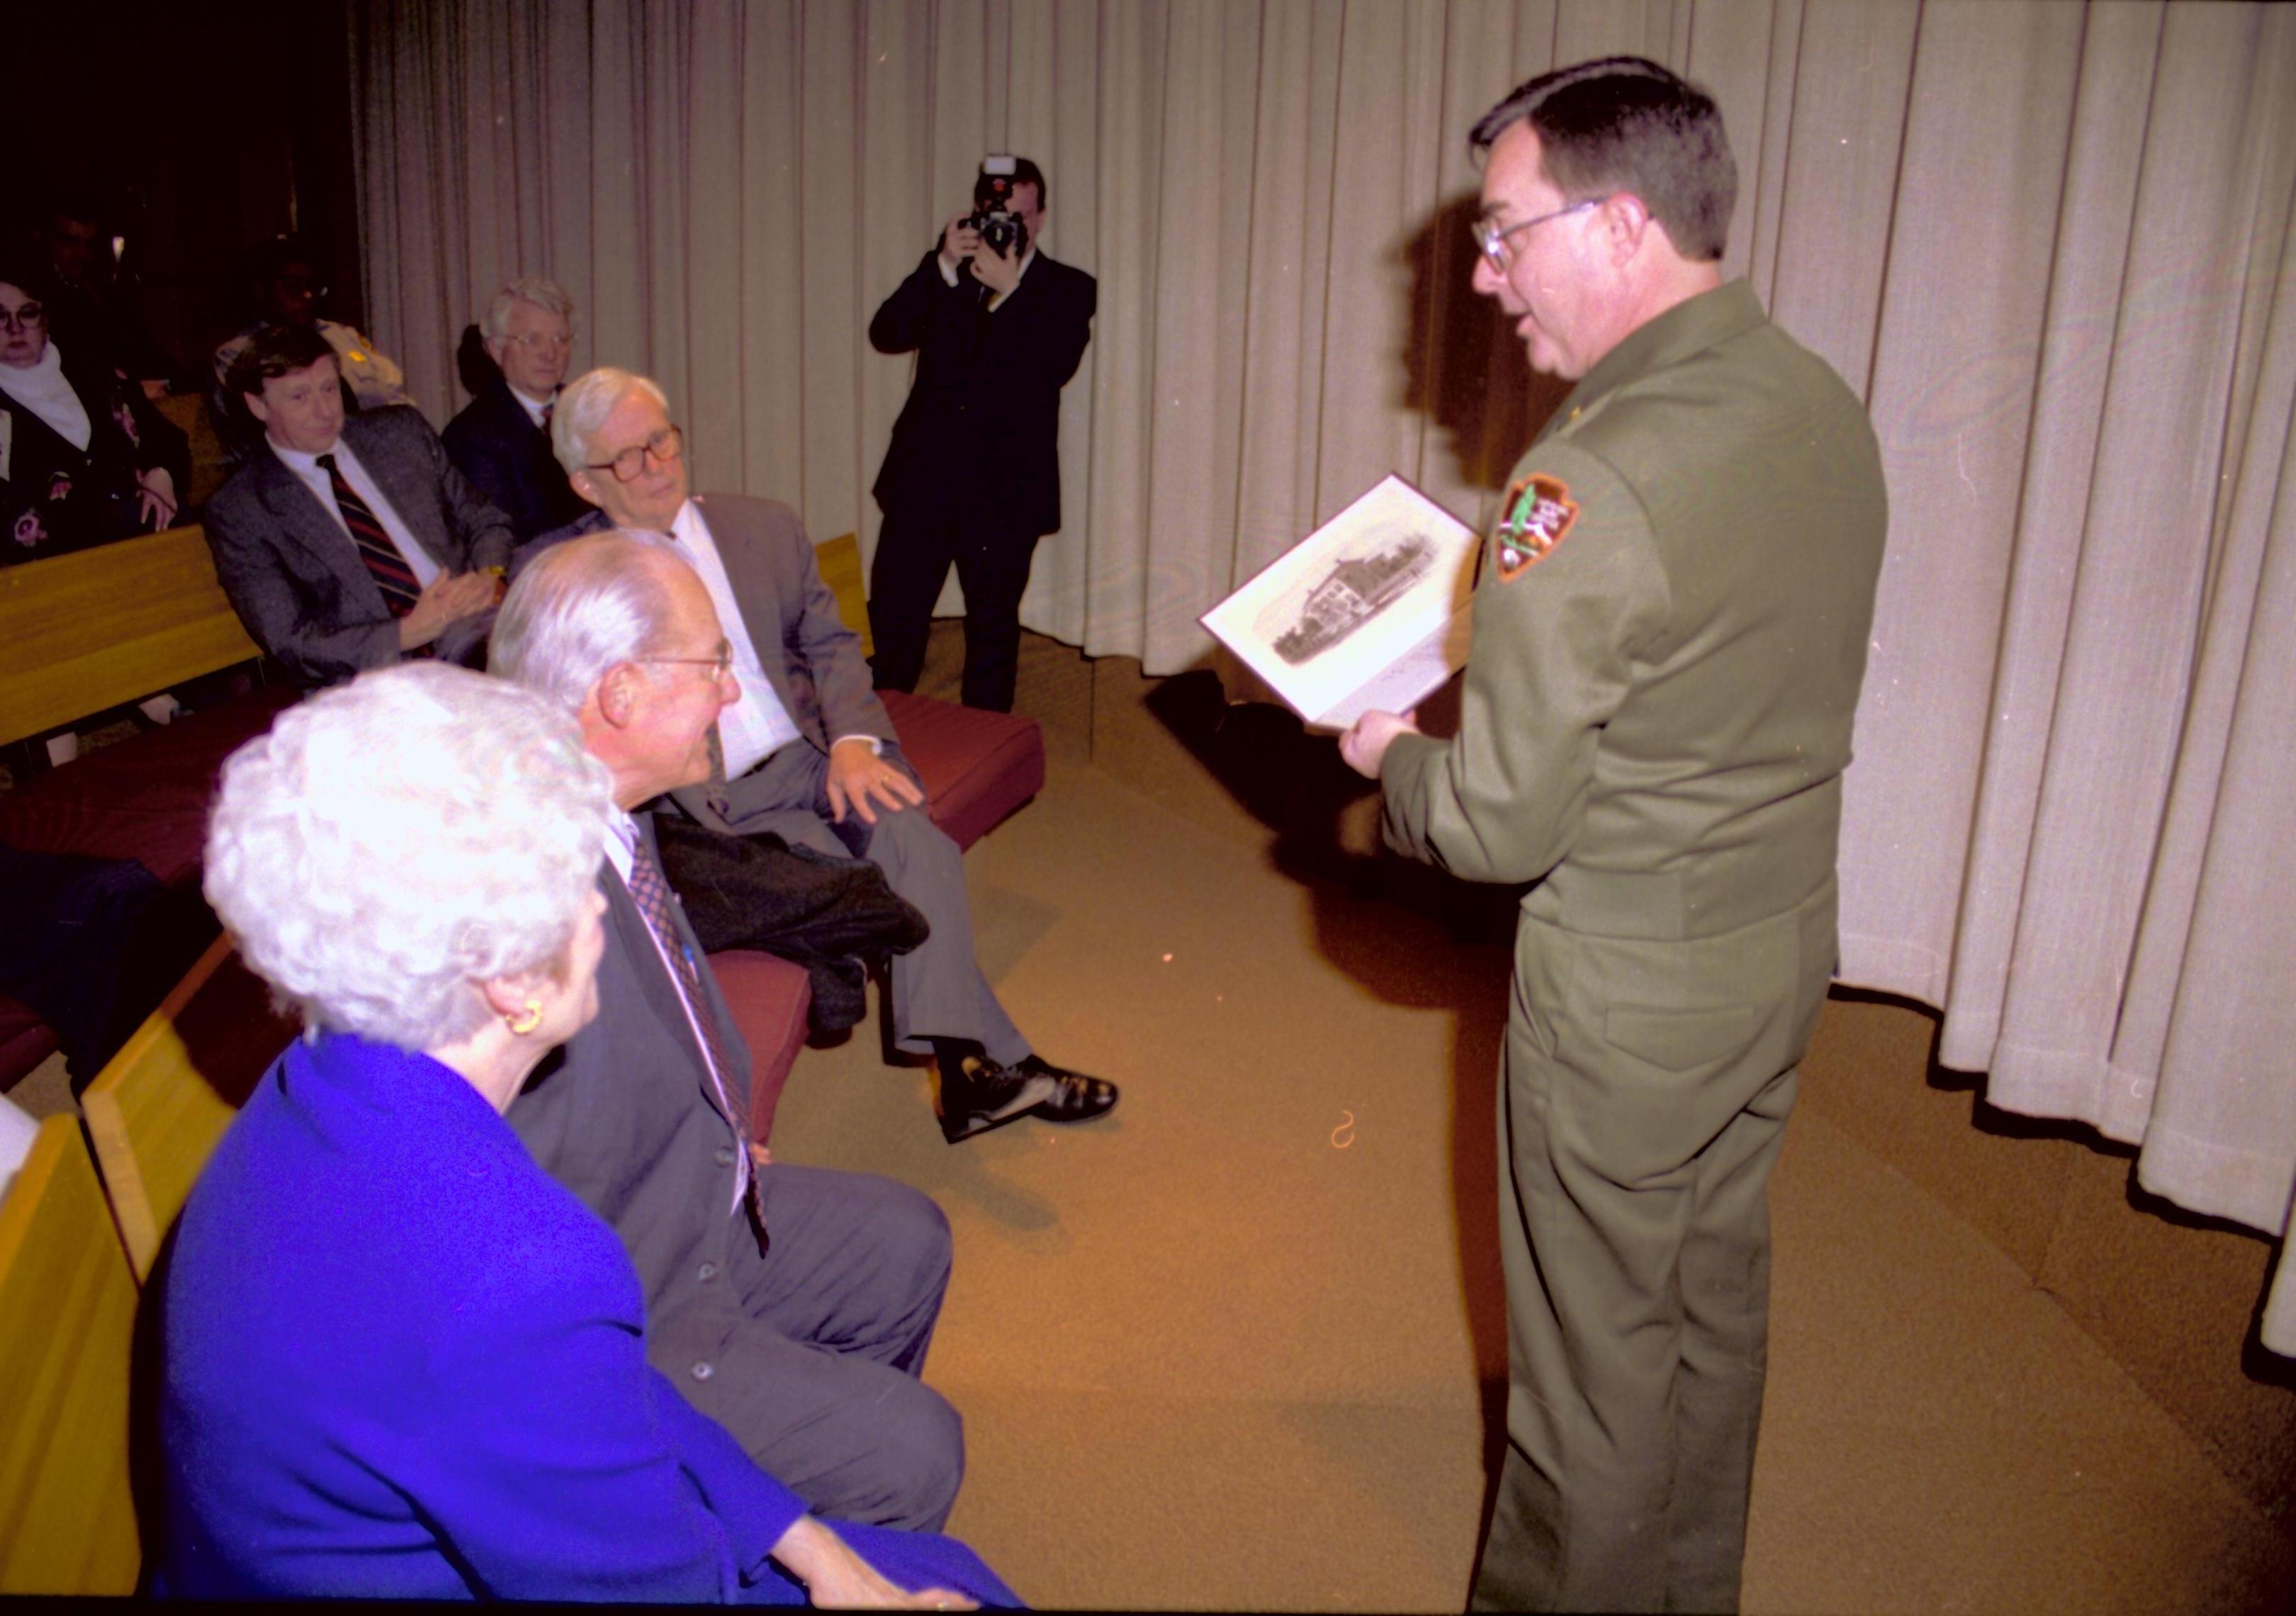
[0,1118,142,1593]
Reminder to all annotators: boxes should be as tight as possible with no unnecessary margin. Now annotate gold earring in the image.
[506,999,544,1036]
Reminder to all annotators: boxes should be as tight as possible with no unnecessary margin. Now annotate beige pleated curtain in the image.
[351,0,2296,1351]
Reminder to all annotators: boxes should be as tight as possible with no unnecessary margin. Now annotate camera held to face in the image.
[967,155,1030,260]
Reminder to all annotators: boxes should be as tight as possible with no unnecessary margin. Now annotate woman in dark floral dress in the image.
[0,262,188,566]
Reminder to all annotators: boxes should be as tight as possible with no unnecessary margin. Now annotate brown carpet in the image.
[14,627,2288,1610]
[770,746,2296,1612]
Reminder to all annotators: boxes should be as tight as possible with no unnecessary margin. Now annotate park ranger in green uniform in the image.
[1344,58,1887,1612]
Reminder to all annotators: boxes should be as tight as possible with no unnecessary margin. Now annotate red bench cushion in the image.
[704,948,812,1147]
[882,691,1045,851]
[0,1014,55,1090]
[713,695,1045,1144]
[0,687,298,877]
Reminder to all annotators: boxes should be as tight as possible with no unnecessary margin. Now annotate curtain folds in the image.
[1831,1,2296,1349]
[351,0,2296,1349]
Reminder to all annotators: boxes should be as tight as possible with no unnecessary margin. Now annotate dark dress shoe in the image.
[938,1054,1120,1144]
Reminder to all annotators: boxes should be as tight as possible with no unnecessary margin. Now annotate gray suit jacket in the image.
[524,495,896,826]
[205,406,514,686]
[507,828,761,1381]
[505,820,964,1525]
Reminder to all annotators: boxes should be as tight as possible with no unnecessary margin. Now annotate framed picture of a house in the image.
[1201,473,1480,730]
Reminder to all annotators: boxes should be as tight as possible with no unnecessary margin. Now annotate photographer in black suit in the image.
[866,157,1095,712]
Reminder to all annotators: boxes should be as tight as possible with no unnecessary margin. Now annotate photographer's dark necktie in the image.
[624,839,767,1250]
[316,453,420,617]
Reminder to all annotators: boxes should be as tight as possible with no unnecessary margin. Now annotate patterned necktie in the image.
[624,838,767,1247]
[316,453,420,617]
[540,397,554,434]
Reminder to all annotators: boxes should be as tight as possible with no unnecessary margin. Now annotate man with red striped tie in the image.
[207,323,512,686]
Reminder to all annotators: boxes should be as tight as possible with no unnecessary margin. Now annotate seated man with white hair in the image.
[518,366,1118,1145]
[441,277,590,542]
[492,534,969,1533]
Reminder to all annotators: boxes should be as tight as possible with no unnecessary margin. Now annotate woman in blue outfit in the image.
[162,661,1015,1607]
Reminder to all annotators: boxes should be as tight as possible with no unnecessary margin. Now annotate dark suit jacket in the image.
[869,247,1095,539]
[0,343,188,565]
[441,375,587,542]
[203,406,514,685]
[507,832,767,1398]
[161,1028,805,1600]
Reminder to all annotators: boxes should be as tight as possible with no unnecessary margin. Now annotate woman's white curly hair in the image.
[204,662,615,1048]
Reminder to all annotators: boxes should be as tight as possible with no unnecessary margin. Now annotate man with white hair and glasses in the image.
[520,366,1118,1146]
[493,533,969,1534]
[442,276,589,542]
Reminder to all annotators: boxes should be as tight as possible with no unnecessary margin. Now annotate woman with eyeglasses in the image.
[0,258,188,565]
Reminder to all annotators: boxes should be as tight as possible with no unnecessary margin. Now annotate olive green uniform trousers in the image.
[1382,281,1887,1612]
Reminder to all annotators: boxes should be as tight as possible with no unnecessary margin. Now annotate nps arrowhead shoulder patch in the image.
[1494,473,1577,582]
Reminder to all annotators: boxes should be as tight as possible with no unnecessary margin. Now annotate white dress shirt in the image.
[270,437,441,588]
[665,500,803,774]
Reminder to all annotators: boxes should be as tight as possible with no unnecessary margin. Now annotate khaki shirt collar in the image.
[1543,279,1767,442]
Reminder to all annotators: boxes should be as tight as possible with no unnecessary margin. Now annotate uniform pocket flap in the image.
[1604,1002,1761,1073]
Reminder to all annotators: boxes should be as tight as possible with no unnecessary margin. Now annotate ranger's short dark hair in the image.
[1470,56,1735,262]
[226,322,338,403]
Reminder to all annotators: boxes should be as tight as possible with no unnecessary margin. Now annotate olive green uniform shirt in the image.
[1383,279,1885,938]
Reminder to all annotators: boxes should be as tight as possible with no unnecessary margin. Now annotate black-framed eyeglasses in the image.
[0,302,48,332]
[589,425,684,483]
[1469,197,1606,270]
[637,644,733,679]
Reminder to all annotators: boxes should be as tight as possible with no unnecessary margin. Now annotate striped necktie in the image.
[623,838,767,1248]
[316,453,420,616]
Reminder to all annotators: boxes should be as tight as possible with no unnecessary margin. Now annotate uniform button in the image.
[697,1262,719,1282]
[690,1361,714,1382]
[714,1145,735,1167]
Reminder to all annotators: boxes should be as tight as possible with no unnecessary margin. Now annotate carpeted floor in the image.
[769,748,2296,1612]
[12,629,2287,1610]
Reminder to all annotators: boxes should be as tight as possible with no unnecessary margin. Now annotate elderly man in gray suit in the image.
[492,533,967,1531]
[519,366,1118,1145]
[206,323,508,686]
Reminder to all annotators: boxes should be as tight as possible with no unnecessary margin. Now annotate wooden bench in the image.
[0,1116,143,1593]
[0,526,261,753]
[151,393,231,513]
[81,935,292,1281]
